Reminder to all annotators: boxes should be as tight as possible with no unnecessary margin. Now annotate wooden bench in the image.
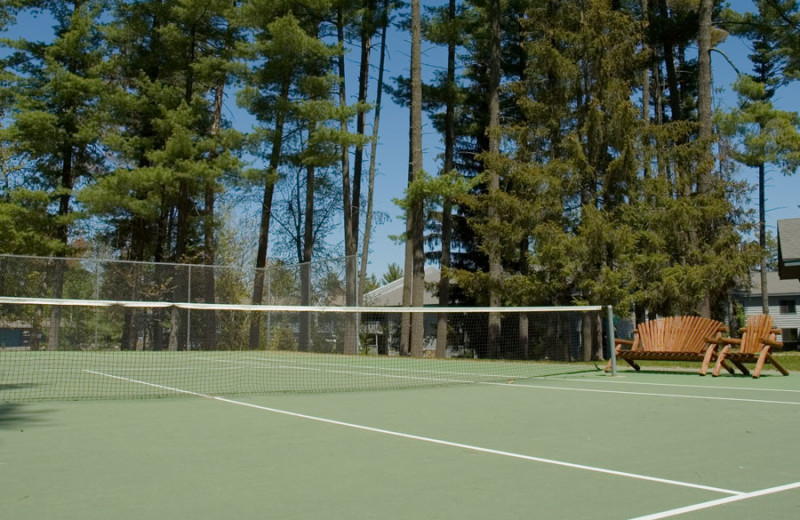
[606,316,733,376]
[712,314,789,378]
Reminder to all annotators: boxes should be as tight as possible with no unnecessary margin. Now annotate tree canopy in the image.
[1,0,798,351]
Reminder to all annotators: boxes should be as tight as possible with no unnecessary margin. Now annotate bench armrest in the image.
[761,337,784,349]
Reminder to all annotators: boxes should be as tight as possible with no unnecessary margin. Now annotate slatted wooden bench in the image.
[712,314,789,378]
[605,316,733,376]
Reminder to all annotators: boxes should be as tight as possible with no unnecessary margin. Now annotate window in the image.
[779,300,797,314]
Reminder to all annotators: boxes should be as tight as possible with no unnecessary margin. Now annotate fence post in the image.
[606,305,616,376]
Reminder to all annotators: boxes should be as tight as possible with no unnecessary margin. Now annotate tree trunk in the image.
[641,0,653,180]
[299,155,316,352]
[436,0,457,359]
[759,162,769,314]
[696,0,714,318]
[486,0,502,359]
[47,140,75,352]
[360,0,391,306]
[249,79,290,349]
[697,0,714,192]
[518,238,530,359]
[353,0,376,254]
[201,82,225,351]
[405,0,425,358]
[338,8,359,355]
[657,0,681,121]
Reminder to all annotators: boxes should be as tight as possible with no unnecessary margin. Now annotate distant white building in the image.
[363,266,441,307]
[735,271,800,348]
[360,266,442,355]
[778,218,800,281]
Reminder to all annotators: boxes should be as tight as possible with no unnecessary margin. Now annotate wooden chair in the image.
[606,316,733,376]
[712,314,789,378]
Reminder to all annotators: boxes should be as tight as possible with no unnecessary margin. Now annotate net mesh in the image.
[0,298,607,400]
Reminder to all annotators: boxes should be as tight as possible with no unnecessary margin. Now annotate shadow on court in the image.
[0,399,50,431]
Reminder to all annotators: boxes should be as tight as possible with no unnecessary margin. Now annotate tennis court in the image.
[3,363,799,520]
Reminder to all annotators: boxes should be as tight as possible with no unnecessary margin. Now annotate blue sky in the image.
[714,0,800,242]
[3,0,799,280]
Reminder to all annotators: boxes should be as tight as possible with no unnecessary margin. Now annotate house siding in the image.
[735,272,800,347]
[741,296,800,347]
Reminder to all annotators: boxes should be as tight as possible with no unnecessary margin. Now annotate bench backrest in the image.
[740,314,777,354]
[637,316,724,353]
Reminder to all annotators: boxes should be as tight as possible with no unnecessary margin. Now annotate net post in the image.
[187,265,192,351]
[606,305,616,376]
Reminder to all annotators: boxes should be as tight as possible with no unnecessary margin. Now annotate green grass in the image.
[773,351,800,371]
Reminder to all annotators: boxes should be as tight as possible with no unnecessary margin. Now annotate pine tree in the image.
[3,0,110,349]
[723,0,800,314]
[718,74,800,310]
[237,0,363,351]
[79,0,241,350]
[743,0,800,77]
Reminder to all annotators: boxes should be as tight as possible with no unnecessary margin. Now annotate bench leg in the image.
[700,346,715,376]
[754,347,789,377]
[712,346,730,377]
[768,354,790,376]
[721,360,736,375]
[753,347,770,378]
[625,358,641,371]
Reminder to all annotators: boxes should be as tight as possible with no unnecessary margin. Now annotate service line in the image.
[486,381,800,406]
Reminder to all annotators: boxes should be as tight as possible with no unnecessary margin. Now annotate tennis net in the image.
[0,297,610,400]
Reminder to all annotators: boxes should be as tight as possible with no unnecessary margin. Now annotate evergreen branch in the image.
[710,48,741,75]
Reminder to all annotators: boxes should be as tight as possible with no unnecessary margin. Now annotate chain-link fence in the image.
[0,254,606,370]
[0,254,351,305]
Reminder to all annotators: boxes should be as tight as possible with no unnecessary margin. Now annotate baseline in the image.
[629,481,800,520]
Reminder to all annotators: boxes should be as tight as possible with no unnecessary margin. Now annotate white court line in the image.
[101,366,242,373]
[207,357,800,405]
[486,381,800,406]
[84,369,743,497]
[240,355,580,380]
[215,357,476,384]
[629,481,800,519]
[560,377,800,394]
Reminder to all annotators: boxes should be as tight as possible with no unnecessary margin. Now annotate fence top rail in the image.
[0,253,351,270]
[0,296,604,314]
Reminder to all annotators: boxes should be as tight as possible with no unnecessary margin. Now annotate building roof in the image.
[778,218,800,280]
[363,266,441,306]
[738,271,800,297]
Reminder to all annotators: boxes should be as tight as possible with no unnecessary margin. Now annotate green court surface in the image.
[2,370,800,519]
